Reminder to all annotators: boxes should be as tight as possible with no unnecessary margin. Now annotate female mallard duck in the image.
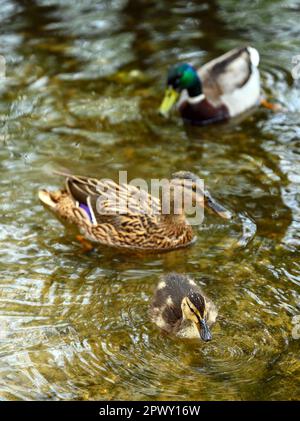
[150,273,217,341]
[159,46,261,125]
[38,171,231,252]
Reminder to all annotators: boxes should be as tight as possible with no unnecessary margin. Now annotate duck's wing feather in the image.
[57,172,161,225]
[199,47,258,105]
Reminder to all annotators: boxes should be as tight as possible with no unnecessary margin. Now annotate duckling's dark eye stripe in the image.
[188,301,205,319]
[187,303,203,324]
[187,303,197,316]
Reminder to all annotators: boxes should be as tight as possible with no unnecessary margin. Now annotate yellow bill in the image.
[159,87,179,117]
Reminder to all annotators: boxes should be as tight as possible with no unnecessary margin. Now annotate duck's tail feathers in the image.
[247,46,260,68]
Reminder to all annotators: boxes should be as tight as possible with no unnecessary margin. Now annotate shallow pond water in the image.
[0,0,299,400]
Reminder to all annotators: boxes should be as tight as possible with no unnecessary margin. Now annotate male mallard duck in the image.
[38,171,231,252]
[150,273,217,341]
[159,46,261,125]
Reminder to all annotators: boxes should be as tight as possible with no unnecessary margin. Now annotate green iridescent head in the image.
[167,63,201,93]
[159,63,202,117]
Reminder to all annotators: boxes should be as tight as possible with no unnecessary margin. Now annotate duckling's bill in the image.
[159,87,179,117]
[196,318,212,342]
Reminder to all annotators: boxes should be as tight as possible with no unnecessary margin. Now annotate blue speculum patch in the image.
[79,203,93,222]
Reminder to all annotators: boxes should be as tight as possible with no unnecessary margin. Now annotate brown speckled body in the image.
[39,174,195,252]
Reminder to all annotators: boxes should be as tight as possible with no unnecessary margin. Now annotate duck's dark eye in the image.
[173,74,182,87]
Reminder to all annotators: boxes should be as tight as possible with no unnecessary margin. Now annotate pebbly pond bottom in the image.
[0,0,299,400]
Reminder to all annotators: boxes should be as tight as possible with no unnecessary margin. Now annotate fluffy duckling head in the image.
[181,291,212,342]
[150,273,217,342]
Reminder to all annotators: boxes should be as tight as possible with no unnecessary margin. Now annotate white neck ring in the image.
[187,93,205,104]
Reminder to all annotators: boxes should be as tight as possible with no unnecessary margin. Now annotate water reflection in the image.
[0,0,299,401]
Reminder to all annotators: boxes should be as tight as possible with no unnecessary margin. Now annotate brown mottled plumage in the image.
[38,171,231,252]
[150,273,217,340]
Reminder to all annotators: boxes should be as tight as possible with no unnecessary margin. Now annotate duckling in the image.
[150,273,217,341]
